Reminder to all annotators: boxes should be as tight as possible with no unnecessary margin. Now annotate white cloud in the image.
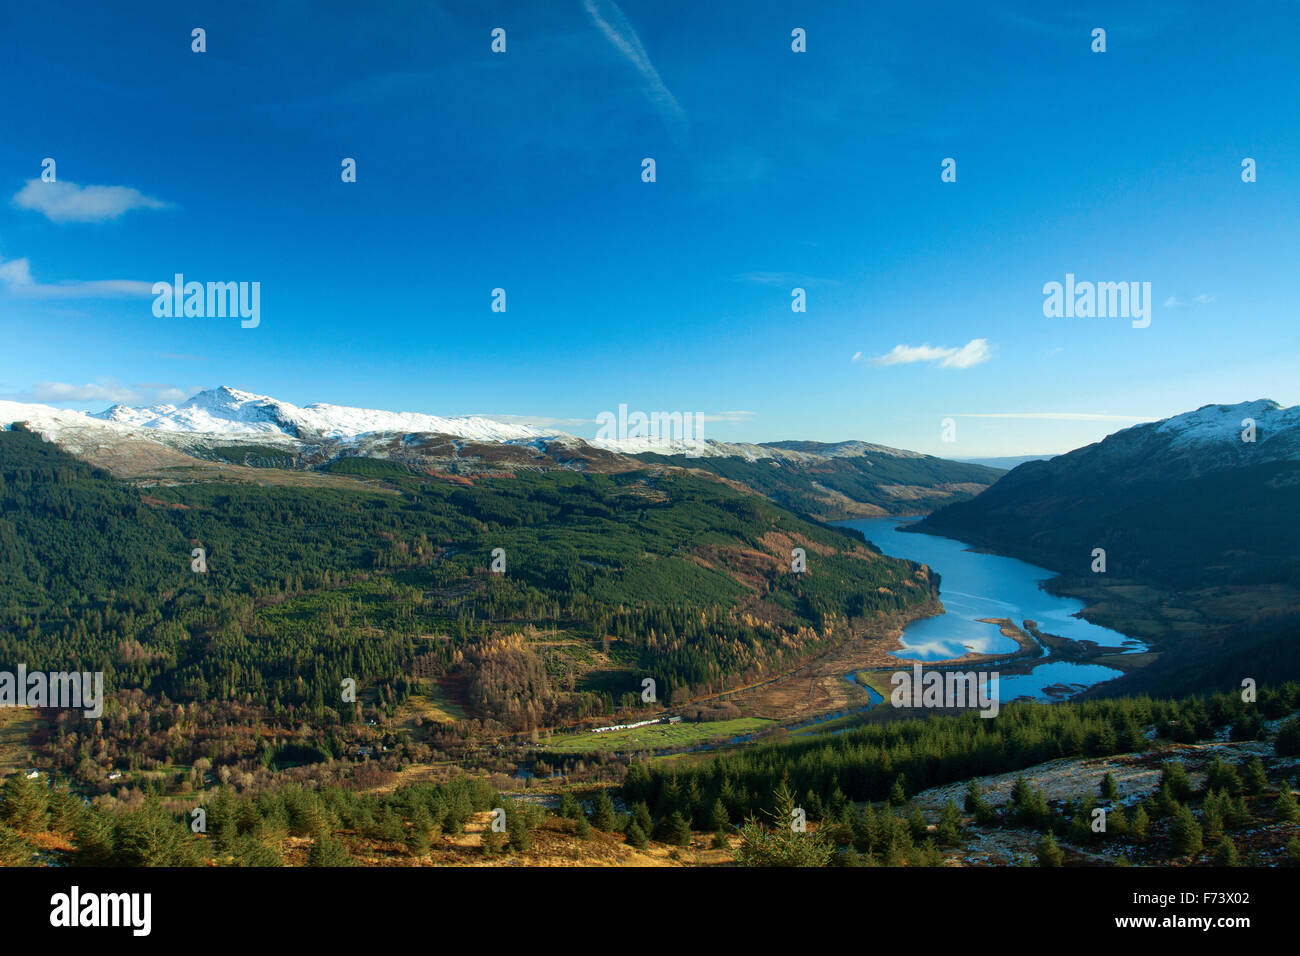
[0,256,153,299]
[477,409,755,429]
[867,338,991,369]
[5,380,194,406]
[583,0,687,140]
[733,271,837,287]
[699,410,755,424]
[468,413,594,427]
[1163,293,1216,308]
[13,179,171,223]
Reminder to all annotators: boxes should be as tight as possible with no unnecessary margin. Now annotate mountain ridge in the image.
[912,397,1300,588]
[1,387,1003,518]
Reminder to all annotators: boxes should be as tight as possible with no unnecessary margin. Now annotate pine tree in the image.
[664,810,692,847]
[908,807,928,841]
[71,811,116,867]
[965,779,996,825]
[1227,794,1252,829]
[229,834,283,867]
[307,830,355,867]
[629,801,654,837]
[1205,758,1242,796]
[1131,805,1150,844]
[558,791,580,820]
[1170,804,1203,857]
[732,789,835,868]
[1011,775,1034,807]
[937,799,963,847]
[506,806,530,853]
[574,814,592,840]
[113,805,202,866]
[1,774,48,833]
[1212,837,1239,867]
[1107,806,1129,838]
[1242,756,1268,795]
[625,821,649,849]
[590,792,618,831]
[1275,717,1300,756]
[1161,761,1192,801]
[1100,772,1119,800]
[1275,785,1300,823]
[856,803,878,853]
[1037,832,1064,867]
[405,825,431,856]
[888,774,907,806]
[1201,794,1225,845]
[709,798,730,835]
[882,812,914,867]
[0,823,34,866]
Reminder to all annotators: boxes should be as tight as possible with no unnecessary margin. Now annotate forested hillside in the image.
[0,685,1296,868]
[0,426,934,789]
[632,446,1001,520]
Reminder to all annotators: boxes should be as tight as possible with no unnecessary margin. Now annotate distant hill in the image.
[1,387,1002,519]
[913,399,1300,589]
[630,443,1003,520]
[956,455,1053,470]
[912,400,1300,694]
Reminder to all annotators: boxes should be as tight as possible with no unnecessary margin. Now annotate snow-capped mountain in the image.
[1060,399,1300,483]
[592,437,927,462]
[90,386,552,443]
[1153,398,1300,461]
[6,386,938,463]
[912,398,1300,587]
[921,398,1300,499]
[0,385,1005,518]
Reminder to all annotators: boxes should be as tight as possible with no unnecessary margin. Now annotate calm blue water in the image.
[838,517,1146,701]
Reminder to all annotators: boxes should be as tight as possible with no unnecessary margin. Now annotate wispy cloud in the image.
[13,179,171,224]
[0,256,153,299]
[955,412,1155,423]
[477,409,754,429]
[699,410,755,425]
[3,380,193,406]
[469,413,594,427]
[582,0,687,140]
[733,271,837,287]
[864,338,992,369]
[1162,293,1216,308]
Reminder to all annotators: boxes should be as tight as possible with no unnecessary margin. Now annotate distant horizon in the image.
[5,382,1288,461]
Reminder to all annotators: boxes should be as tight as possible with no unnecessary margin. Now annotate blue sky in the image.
[1,0,1297,456]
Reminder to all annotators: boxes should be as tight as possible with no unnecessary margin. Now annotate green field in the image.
[539,717,774,754]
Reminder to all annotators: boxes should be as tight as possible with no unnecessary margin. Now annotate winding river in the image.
[839,517,1148,702]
